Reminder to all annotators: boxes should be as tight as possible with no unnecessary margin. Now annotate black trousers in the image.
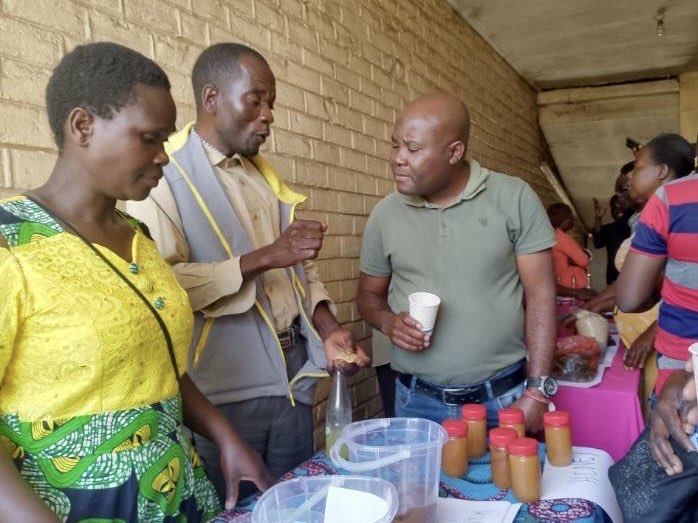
[375,363,396,417]
[193,340,314,504]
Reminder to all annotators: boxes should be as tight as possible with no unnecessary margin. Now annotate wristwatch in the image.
[524,376,558,398]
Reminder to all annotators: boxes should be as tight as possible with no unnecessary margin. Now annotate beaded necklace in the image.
[192,127,232,158]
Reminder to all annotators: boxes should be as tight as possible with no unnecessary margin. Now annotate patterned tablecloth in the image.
[211,449,612,523]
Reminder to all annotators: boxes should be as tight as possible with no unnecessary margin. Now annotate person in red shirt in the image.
[547,203,596,301]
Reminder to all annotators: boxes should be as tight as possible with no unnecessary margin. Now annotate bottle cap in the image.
[442,418,468,437]
[544,410,571,427]
[508,437,538,457]
[498,408,524,425]
[461,403,487,421]
[489,427,518,447]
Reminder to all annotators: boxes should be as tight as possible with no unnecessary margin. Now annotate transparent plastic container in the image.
[330,418,447,523]
[251,475,398,523]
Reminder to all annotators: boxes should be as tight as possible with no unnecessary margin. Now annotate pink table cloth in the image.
[554,344,645,462]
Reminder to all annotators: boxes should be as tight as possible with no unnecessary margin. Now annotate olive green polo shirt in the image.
[360,161,555,385]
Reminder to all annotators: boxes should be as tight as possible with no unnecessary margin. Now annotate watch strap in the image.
[525,376,557,398]
[525,377,544,388]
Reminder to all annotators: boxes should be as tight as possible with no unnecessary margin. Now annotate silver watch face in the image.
[542,377,558,396]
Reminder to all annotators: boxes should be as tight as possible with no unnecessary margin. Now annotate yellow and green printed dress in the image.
[0,197,221,522]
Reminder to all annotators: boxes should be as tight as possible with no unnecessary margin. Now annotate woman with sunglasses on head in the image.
[0,42,271,522]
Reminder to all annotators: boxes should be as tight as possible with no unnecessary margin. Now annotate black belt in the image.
[277,318,301,350]
[397,363,526,406]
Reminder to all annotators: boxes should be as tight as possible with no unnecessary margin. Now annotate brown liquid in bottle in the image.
[489,427,517,490]
[490,446,510,489]
[508,437,541,503]
[441,418,469,477]
[544,410,573,466]
[461,404,487,459]
[442,436,468,477]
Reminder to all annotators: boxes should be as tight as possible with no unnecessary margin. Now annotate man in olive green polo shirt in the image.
[357,93,557,433]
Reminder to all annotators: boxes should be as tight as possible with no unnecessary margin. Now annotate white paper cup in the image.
[408,292,441,334]
[688,343,698,401]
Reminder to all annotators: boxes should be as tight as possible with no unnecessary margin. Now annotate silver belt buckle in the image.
[441,386,469,406]
[277,330,291,349]
[277,323,299,350]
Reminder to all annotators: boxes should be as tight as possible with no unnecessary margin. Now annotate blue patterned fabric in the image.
[211,449,612,522]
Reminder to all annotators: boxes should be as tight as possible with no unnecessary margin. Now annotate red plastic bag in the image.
[554,335,600,382]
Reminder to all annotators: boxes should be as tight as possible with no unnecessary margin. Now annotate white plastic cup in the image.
[688,343,698,402]
[408,292,441,334]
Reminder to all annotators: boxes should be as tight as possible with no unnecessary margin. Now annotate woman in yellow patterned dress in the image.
[0,42,272,522]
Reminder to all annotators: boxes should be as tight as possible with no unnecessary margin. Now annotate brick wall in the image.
[0,0,558,449]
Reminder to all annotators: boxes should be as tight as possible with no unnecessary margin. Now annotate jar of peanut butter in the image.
[489,427,518,489]
[461,404,487,458]
[508,437,541,503]
[441,418,468,477]
[544,410,572,466]
[498,407,525,437]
